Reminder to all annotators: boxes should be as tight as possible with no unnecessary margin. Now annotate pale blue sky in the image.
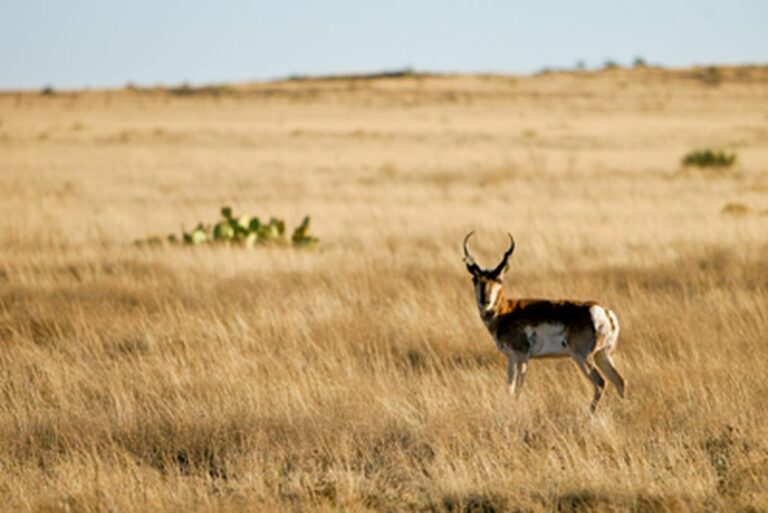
[1,1,766,90]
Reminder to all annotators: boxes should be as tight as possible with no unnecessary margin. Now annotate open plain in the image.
[1,66,768,512]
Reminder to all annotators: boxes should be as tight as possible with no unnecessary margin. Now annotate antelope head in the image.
[463,231,516,317]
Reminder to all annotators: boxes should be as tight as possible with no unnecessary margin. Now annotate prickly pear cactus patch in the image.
[136,207,318,248]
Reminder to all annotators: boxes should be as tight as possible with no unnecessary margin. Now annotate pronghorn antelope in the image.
[462,232,625,411]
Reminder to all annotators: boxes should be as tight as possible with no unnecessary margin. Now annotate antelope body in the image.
[463,232,625,411]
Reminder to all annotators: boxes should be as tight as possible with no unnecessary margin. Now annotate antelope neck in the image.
[481,285,507,322]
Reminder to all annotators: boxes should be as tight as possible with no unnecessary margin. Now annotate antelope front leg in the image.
[507,354,518,396]
[515,358,528,391]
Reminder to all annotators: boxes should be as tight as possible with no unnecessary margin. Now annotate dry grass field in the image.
[1,66,768,512]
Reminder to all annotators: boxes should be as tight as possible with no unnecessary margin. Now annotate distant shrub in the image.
[697,66,722,86]
[681,149,736,169]
[168,83,234,97]
[169,82,193,96]
[633,56,647,68]
[41,85,55,95]
[287,68,416,82]
[603,60,620,70]
[202,85,234,96]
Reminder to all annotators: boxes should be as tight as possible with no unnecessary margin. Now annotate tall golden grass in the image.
[1,66,768,512]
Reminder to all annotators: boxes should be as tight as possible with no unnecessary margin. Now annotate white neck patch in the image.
[483,282,502,313]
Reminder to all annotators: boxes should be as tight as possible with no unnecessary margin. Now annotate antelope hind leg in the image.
[594,350,626,398]
[574,357,606,412]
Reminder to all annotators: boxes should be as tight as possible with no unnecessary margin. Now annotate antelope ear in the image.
[492,264,509,281]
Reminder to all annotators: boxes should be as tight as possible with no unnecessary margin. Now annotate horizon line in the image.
[2,60,767,95]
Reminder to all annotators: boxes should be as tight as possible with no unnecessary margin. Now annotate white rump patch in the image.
[590,305,618,344]
[525,323,568,356]
[606,308,620,348]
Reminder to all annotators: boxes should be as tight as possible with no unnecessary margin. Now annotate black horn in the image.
[462,231,481,274]
[491,233,516,276]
